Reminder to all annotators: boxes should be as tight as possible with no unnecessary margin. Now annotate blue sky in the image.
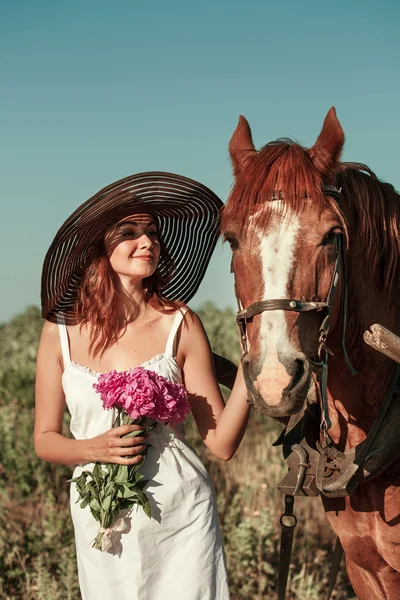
[1,0,399,323]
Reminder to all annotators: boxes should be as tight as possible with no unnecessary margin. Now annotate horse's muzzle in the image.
[242,353,312,417]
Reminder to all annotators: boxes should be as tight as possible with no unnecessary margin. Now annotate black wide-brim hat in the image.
[41,171,223,323]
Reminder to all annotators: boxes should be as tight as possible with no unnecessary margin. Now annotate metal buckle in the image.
[279,495,297,529]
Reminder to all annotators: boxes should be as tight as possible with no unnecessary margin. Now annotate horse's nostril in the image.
[241,354,259,381]
[286,359,305,392]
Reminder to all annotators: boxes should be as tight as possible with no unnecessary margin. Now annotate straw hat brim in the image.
[41,171,223,323]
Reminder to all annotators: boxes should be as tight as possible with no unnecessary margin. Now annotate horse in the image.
[221,107,400,599]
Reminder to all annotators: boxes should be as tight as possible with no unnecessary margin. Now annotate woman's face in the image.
[104,214,161,281]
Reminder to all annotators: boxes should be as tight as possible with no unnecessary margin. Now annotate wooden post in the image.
[363,324,400,364]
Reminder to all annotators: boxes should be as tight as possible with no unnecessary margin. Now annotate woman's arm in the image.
[180,311,250,461]
[34,321,146,466]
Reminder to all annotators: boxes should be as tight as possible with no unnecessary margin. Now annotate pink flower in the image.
[92,366,191,424]
[167,384,192,424]
[93,370,128,410]
[123,368,157,419]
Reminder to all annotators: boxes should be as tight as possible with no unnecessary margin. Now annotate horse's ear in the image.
[308,107,345,174]
[229,115,257,177]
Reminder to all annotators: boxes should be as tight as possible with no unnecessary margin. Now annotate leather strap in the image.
[237,299,328,322]
[327,537,344,600]
[315,365,400,497]
[339,238,358,376]
[351,364,400,485]
[277,495,297,600]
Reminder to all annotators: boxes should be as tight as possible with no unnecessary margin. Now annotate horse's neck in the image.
[326,288,399,450]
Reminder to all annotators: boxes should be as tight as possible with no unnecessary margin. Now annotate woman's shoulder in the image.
[162,304,200,327]
[37,319,63,359]
[174,308,208,344]
[40,317,85,349]
[40,319,60,340]
[154,301,205,337]
[155,300,192,321]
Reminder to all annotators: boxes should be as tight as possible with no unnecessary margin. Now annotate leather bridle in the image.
[231,184,358,433]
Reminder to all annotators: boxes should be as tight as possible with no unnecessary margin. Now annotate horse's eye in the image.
[224,234,239,251]
[321,228,341,247]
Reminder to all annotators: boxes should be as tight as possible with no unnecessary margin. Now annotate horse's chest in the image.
[324,482,400,572]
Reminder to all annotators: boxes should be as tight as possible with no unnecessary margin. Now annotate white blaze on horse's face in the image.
[251,205,301,405]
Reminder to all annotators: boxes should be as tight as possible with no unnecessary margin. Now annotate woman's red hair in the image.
[74,236,183,357]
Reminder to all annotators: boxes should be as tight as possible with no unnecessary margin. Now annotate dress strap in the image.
[56,315,71,366]
[165,309,188,357]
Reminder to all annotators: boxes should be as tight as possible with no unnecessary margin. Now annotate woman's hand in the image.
[86,424,148,465]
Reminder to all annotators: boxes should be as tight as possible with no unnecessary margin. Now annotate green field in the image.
[0,305,354,599]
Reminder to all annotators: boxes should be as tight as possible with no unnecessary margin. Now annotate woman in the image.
[34,171,250,600]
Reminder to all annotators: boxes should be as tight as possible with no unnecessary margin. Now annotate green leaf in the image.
[68,472,87,485]
[134,489,148,504]
[89,497,101,513]
[81,470,93,478]
[122,488,139,499]
[115,483,136,499]
[87,482,100,500]
[119,498,135,510]
[109,463,119,479]
[142,500,152,518]
[92,463,104,485]
[76,481,88,498]
[104,481,116,496]
[102,494,112,512]
[115,465,129,483]
[116,484,124,499]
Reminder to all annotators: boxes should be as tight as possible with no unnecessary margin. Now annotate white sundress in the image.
[58,310,230,600]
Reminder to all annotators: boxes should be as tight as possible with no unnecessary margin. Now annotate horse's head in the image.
[222,108,348,417]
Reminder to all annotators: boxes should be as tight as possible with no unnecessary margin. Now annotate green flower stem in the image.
[69,414,157,551]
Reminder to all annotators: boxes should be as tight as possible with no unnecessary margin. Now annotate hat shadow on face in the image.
[103,213,159,257]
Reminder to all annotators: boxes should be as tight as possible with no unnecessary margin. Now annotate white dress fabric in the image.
[58,311,229,600]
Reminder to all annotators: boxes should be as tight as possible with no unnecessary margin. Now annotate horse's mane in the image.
[337,163,400,300]
[223,139,400,301]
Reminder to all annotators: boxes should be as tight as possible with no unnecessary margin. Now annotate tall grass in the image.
[0,306,354,599]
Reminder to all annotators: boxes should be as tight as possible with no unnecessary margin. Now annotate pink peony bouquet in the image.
[95,366,190,424]
[69,366,191,551]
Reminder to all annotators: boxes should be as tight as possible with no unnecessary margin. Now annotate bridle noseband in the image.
[232,184,358,432]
